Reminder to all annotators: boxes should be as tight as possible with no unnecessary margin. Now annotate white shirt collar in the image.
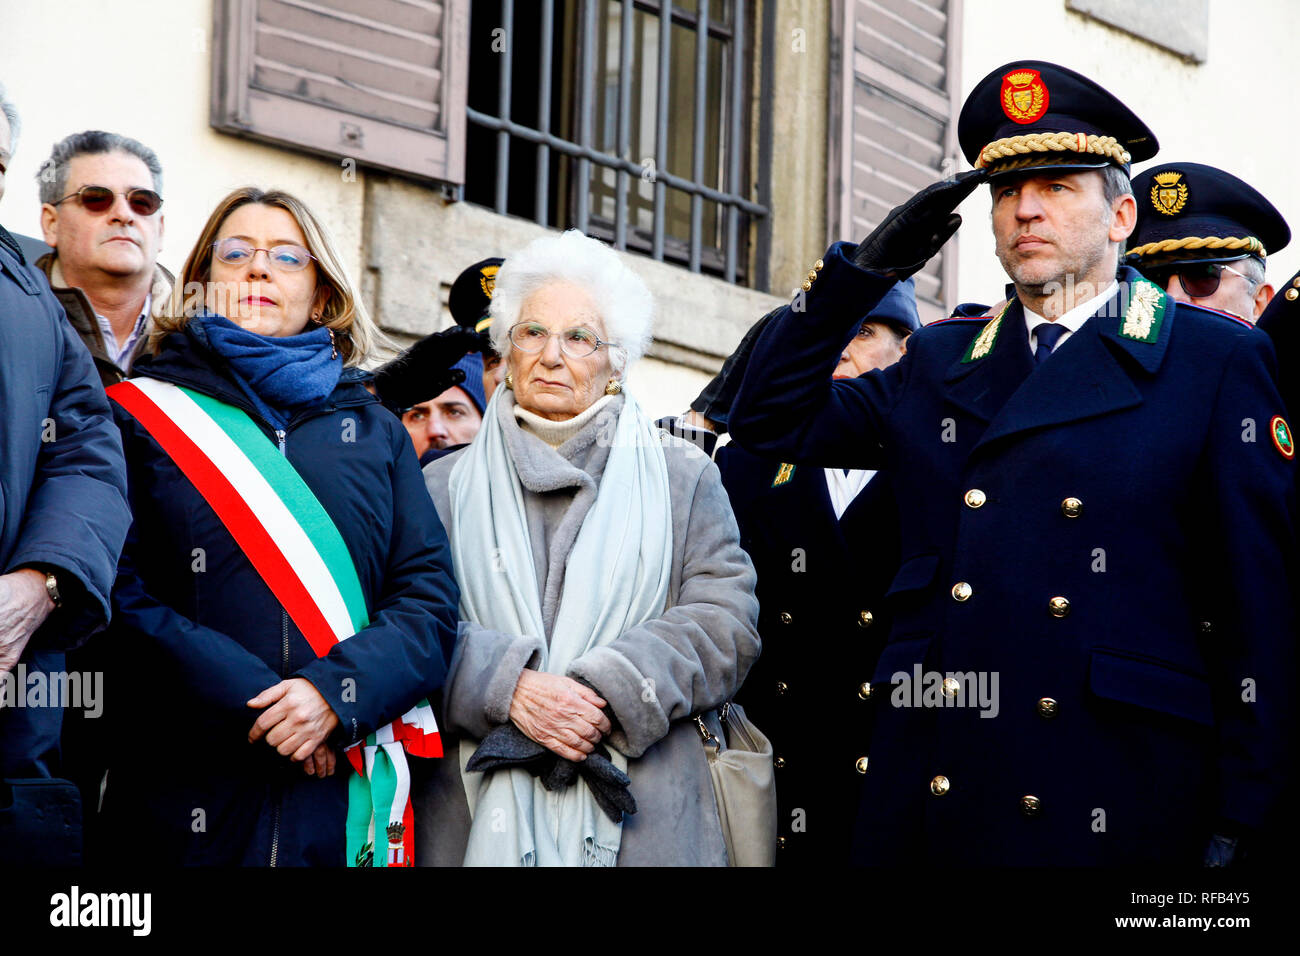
[1023,280,1118,341]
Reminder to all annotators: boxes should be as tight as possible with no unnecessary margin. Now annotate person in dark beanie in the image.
[402,351,488,465]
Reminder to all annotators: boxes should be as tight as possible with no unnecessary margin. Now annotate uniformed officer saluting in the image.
[730,60,1297,866]
[1127,162,1289,325]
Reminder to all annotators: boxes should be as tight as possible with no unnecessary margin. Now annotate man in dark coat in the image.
[720,279,917,866]
[0,95,131,863]
[730,60,1296,865]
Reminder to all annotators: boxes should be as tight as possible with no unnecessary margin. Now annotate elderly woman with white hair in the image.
[413,230,760,866]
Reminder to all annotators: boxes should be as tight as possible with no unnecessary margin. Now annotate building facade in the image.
[3,0,1296,418]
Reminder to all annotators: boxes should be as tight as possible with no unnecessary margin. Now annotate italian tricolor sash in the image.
[108,377,441,868]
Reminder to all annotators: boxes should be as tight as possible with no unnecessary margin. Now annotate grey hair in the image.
[38,130,163,204]
[1238,254,1266,286]
[488,229,654,376]
[0,80,19,152]
[1101,164,1132,206]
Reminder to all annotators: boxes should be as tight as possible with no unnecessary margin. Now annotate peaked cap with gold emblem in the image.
[1127,162,1290,268]
[448,256,505,336]
[957,60,1157,180]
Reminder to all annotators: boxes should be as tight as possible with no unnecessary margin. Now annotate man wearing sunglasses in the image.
[1127,163,1289,325]
[34,130,170,386]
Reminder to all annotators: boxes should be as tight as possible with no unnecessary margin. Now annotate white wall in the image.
[0,0,366,281]
[955,0,1300,303]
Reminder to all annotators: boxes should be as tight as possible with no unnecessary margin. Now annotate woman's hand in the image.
[303,743,337,777]
[247,678,341,762]
[508,670,612,762]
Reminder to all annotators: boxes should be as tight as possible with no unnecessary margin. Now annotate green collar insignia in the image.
[1118,278,1168,343]
[961,299,1014,363]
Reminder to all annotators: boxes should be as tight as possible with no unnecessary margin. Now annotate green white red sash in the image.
[108,377,441,867]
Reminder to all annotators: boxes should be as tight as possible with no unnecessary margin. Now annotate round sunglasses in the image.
[52,184,163,217]
[1150,261,1258,299]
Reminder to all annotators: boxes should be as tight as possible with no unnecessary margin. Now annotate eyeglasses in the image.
[508,322,615,358]
[1152,261,1258,299]
[52,184,163,216]
[212,237,316,272]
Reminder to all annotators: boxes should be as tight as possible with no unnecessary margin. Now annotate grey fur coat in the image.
[413,392,760,866]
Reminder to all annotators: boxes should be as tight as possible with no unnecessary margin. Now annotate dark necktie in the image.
[1035,322,1066,365]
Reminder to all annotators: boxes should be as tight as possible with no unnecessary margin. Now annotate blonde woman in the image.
[99,187,458,865]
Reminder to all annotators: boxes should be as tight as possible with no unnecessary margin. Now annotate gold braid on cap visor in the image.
[976,131,1131,171]
[1128,235,1267,260]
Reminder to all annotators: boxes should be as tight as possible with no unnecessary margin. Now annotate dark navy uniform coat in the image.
[717,442,898,866]
[730,242,1296,865]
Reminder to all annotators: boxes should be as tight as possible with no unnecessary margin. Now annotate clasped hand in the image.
[248,678,341,777]
[509,669,612,762]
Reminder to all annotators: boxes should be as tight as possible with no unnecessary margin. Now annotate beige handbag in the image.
[695,701,777,867]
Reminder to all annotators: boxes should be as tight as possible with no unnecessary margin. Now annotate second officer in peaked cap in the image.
[728,60,1296,866]
[1127,162,1289,324]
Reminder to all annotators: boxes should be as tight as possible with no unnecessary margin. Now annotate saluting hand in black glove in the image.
[372,325,483,413]
[853,167,988,278]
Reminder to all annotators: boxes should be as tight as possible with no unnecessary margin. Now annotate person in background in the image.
[0,81,131,865]
[1126,162,1288,325]
[402,352,487,464]
[717,279,917,866]
[36,130,171,385]
[100,186,458,865]
[414,229,760,866]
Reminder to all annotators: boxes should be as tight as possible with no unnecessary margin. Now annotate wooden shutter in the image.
[829,0,961,323]
[211,0,469,184]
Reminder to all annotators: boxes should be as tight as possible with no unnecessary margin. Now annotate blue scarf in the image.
[198,312,342,428]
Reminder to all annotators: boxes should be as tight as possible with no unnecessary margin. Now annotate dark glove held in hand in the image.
[372,325,481,411]
[466,724,637,823]
[852,168,987,278]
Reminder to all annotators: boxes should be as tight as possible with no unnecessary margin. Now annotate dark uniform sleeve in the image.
[293,419,459,747]
[729,242,911,469]
[6,303,130,649]
[1202,331,1297,832]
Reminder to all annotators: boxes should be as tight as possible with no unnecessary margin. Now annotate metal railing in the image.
[467,0,769,285]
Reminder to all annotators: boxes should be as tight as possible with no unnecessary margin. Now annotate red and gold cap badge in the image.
[1001,69,1049,124]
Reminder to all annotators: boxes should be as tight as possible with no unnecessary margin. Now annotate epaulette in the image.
[1175,301,1255,329]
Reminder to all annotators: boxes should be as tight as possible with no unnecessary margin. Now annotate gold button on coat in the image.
[774,756,786,769]
[1061,497,1083,518]
[952,582,972,601]
[1288,288,1299,302]
[776,681,788,695]
[779,611,793,624]
[964,488,987,508]
[930,775,950,795]
[1037,697,1059,718]
[1048,596,1070,617]
[942,677,960,697]
[1020,795,1042,816]
[858,609,874,628]
[855,757,869,774]
[814,259,824,271]
[858,682,873,700]
[800,279,812,292]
